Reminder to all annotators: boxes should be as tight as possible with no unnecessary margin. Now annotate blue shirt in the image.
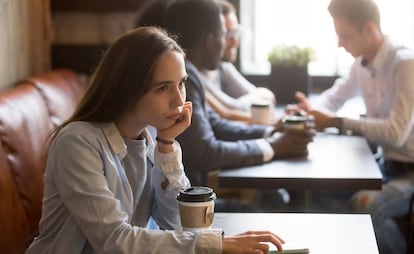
[26,121,221,254]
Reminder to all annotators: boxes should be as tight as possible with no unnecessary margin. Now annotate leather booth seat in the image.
[0,69,86,254]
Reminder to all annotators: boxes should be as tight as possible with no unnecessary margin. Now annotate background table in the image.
[219,133,382,190]
[213,212,379,254]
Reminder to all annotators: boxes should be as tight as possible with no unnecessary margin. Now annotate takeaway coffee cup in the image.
[283,115,308,131]
[177,186,216,232]
[251,101,272,124]
[283,114,311,157]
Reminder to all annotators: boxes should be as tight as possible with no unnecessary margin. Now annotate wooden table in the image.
[219,132,382,190]
[213,212,379,254]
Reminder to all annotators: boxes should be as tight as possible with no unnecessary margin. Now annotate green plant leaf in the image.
[267,45,315,67]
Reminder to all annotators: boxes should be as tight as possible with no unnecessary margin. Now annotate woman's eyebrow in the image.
[152,80,174,87]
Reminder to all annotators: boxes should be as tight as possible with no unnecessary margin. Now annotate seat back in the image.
[27,68,86,125]
[0,84,53,254]
[0,69,86,254]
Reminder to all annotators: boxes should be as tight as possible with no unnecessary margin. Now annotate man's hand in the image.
[294,91,312,111]
[306,109,335,131]
[285,91,312,115]
[266,129,314,159]
[285,91,336,131]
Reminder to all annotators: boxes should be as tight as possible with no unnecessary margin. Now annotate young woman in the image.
[25,27,284,254]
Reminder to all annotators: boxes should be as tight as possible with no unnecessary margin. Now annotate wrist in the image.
[156,136,175,153]
[156,136,174,145]
[332,117,343,130]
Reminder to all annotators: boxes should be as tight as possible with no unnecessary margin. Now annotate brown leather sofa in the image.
[0,69,86,254]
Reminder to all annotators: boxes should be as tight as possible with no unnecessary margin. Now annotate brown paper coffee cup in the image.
[177,186,216,232]
[283,115,307,131]
[251,102,272,124]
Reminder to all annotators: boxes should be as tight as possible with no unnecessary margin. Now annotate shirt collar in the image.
[101,122,128,159]
[364,36,394,74]
[100,122,155,162]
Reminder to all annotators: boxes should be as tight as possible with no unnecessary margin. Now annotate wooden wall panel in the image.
[51,0,148,74]
[52,44,108,74]
[51,0,147,12]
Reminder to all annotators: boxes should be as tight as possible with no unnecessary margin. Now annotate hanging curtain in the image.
[0,0,52,90]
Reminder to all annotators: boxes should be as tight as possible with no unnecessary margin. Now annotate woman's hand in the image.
[157,101,192,141]
[222,231,285,254]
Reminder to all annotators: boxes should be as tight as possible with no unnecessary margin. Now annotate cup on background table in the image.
[177,186,217,232]
[251,101,272,124]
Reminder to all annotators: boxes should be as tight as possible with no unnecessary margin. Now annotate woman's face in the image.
[133,50,187,130]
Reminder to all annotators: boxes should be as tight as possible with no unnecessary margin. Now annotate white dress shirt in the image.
[314,37,414,162]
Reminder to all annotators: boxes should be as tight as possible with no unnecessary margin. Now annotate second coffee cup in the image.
[283,115,308,131]
[177,186,216,232]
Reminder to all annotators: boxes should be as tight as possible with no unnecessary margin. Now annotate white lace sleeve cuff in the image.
[154,141,190,193]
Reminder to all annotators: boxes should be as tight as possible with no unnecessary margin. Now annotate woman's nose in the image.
[171,88,185,107]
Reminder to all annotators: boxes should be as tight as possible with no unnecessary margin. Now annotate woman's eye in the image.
[179,77,187,88]
[157,85,169,93]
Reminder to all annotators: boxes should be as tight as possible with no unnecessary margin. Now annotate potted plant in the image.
[267,45,315,104]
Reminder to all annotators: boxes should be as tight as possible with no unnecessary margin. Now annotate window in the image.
[239,0,414,76]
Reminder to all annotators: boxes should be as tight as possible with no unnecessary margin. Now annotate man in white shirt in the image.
[292,0,414,253]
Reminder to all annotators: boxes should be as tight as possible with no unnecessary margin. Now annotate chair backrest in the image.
[0,83,52,254]
[27,68,86,125]
[0,69,86,254]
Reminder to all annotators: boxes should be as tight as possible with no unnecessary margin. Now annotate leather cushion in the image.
[0,84,52,253]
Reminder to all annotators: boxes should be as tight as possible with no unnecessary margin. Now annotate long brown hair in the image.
[51,26,184,141]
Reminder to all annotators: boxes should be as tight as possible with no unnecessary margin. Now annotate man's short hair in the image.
[134,0,174,28]
[217,0,236,16]
[164,0,222,51]
[328,0,381,31]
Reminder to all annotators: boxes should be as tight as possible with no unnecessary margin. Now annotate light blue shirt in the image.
[314,37,414,162]
[25,121,221,254]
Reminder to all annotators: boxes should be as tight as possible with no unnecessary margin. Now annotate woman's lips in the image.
[166,107,184,121]
[167,113,182,120]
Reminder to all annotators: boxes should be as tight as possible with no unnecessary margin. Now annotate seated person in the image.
[164,0,313,187]
[135,0,277,125]
[25,27,285,254]
[135,0,274,209]
[289,0,414,253]
[201,0,277,124]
